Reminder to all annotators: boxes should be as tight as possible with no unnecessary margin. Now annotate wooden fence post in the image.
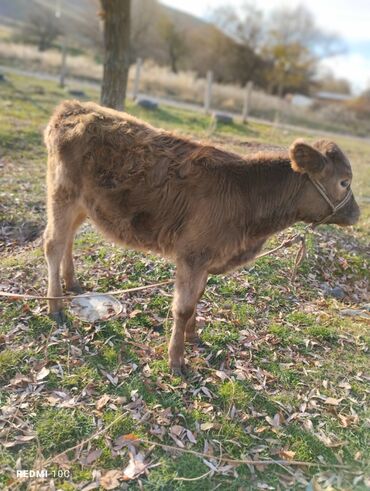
[204,70,213,114]
[132,57,142,100]
[274,80,285,127]
[59,37,67,88]
[242,81,253,123]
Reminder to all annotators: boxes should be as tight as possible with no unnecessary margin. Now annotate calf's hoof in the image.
[66,283,84,294]
[49,310,67,325]
[169,358,185,377]
[185,334,204,347]
[171,365,186,377]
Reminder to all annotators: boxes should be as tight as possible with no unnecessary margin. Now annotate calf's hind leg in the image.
[169,262,208,374]
[185,283,207,344]
[44,201,83,322]
[61,211,86,293]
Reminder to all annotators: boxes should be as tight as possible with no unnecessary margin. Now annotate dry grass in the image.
[0,40,368,136]
[0,41,102,79]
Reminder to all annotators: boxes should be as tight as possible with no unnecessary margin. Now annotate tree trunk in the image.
[100,0,131,111]
[169,47,178,74]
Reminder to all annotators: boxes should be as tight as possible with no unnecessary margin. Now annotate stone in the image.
[136,99,158,110]
[213,112,233,124]
[68,89,87,98]
[340,309,370,319]
[324,286,346,300]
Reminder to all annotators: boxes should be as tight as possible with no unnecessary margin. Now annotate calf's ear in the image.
[289,139,326,174]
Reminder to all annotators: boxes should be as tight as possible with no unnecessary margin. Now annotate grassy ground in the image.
[0,73,369,490]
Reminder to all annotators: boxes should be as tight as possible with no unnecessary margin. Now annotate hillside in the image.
[0,0,208,41]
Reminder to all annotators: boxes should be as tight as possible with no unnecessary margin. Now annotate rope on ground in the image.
[0,280,174,301]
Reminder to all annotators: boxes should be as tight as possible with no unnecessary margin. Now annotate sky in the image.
[160,0,370,94]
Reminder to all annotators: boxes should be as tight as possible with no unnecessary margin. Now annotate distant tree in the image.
[100,0,131,110]
[78,0,103,54]
[211,2,264,83]
[315,71,351,94]
[130,0,162,62]
[212,3,345,94]
[347,88,370,120]
[21,9,62,51]
[213,2,263,52]
[187,24,264,85]
[262,5,344,95]
[360,88,370,99]
[158,14,187,73]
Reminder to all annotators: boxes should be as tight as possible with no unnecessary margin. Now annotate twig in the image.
[133,438,358,470]
[174,470,213,481]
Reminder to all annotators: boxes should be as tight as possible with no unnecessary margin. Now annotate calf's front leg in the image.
[169,262,208,375]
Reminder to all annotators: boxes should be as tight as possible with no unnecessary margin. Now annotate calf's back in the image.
[45,100,281,264]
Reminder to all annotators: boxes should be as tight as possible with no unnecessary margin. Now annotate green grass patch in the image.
[218,380,253,409]
[285,423,337,463]
[0,349,29,382]
[36,408,94,455]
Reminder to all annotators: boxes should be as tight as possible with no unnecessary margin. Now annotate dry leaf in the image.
[201,386,213,398]
[81,483,99,491]
[2,435,36,447]
[338,381,351,390]
[255,426,268,434]
[53,453,70,468]
[100,470,123,490]
[36,367,50,381]
[338,414,350,427]
[113,433,139,450]
[279,449,296,460]
[303,419,314,432]
[338,413,358,427]
[170,434,185,448]
[122,452,147,480]
[46,395,61,406]
[215,370,228,381]
[265,413,281,428]
[121,433,139,442]
[324,397,342,406]
[82,448,103,465]
[170,425,184,436]
[16,435,36,442]
[9,373,32,386]
[200,422,214,431]
[129,309,141,318]
[186,429,197,443]
[96,394,110,411]
[2,441,19,448]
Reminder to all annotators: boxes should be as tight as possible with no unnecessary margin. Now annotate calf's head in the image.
[290,139,360,226]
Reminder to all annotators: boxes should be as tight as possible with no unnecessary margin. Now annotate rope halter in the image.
[308,175,353,227]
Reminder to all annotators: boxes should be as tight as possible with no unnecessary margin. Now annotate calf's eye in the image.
[340,180,350,188]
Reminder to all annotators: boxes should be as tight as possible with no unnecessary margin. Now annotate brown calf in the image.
[44,100,360,373]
